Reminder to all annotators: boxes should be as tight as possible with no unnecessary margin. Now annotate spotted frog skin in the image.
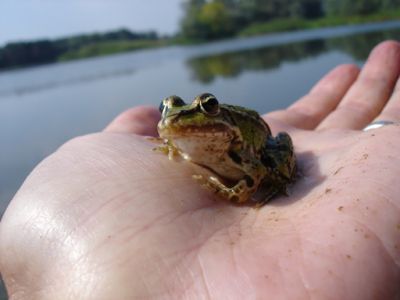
[155,93,296,205]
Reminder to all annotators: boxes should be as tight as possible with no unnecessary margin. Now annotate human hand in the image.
[1,41,400,299]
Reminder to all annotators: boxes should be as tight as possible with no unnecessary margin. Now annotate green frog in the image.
[155,93,296,205]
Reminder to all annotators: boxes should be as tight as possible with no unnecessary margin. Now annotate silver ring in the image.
[363,120,395,131]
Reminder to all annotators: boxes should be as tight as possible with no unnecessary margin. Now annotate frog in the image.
[155,93,296,205]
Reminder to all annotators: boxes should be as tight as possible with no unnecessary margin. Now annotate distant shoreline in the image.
[1,11,400,72]
[237,9,400,37]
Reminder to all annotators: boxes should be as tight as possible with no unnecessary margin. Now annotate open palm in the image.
[1,41,400,299]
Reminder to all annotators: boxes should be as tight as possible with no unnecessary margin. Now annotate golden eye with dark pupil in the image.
[170,96,186,107]
[159,96,186,113]
[199,93,215,101]
[200,97,220,115]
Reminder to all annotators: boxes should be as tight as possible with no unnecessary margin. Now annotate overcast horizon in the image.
[0,0,184,46]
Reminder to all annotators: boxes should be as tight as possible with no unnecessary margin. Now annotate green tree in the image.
[235,0,324,22]
[0,28,159,70]
[290,0,324,19]
[325,0,382,16]
[198,2,235,38]
[0,41,60,68]
[381,0,400,9]
[180,0,208,40]
[180,0,235,40]
[236,0,292,22]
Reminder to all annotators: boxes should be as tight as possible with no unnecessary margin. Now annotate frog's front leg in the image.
[193,174,255,203]
[194,152,268,203]
[152,139,179,160]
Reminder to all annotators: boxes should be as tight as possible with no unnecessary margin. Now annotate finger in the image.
[374,73,400,122]
[265,64,359,130]
[104,106,160,136]
[318,41,400,130]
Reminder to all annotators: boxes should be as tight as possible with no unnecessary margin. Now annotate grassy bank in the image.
[238,10,400,37]
[59,39,168,61]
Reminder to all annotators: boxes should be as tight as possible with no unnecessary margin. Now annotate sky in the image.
[0,0,184,46]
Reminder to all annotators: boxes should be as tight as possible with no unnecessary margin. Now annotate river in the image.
[1,20,400,216]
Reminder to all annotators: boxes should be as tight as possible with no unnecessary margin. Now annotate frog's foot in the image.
[148,137,168,154]
[151,139,181,160]
[193,174,252,203]
[253,190,279,208]
[252,181,289,207]
[152,144,170,155]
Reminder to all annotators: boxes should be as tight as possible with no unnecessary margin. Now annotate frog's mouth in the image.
[160,123,233,139]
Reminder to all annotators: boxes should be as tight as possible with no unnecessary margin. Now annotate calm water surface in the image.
[1,21,400,215]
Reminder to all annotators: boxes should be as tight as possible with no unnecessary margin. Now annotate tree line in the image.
[1,0,399,70]
[180,0,400,40]
[0,29,158,70]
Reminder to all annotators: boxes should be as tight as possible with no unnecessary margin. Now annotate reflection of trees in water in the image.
[187,29,400,83]
[328,29,400,61]
[187,39,326,83]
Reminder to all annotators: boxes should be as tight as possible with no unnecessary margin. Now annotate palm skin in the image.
[1,41,400,299]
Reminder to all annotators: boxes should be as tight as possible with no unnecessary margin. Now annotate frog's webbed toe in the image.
[192,174,252,203]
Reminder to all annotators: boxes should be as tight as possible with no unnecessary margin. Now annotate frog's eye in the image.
[159,96,185,113]
[200,97,220,116]
[158,101,166,113]
[169,96,186,107]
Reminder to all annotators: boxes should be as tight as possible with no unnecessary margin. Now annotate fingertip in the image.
[310,63,360,94]
[332,63,360,78]
[362,40,400,78]
[104,106,160,136]
[369,40,400,58]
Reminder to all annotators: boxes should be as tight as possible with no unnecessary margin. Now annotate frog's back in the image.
[220,104,271,151]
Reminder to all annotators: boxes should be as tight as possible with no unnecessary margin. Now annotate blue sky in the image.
[0,0,184,46]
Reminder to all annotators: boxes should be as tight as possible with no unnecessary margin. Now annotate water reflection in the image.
[187,29,400,84]
[328,29,400,60]
[187,39,326,83]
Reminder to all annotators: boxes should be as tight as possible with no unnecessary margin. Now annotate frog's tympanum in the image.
[155,93,296,205]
